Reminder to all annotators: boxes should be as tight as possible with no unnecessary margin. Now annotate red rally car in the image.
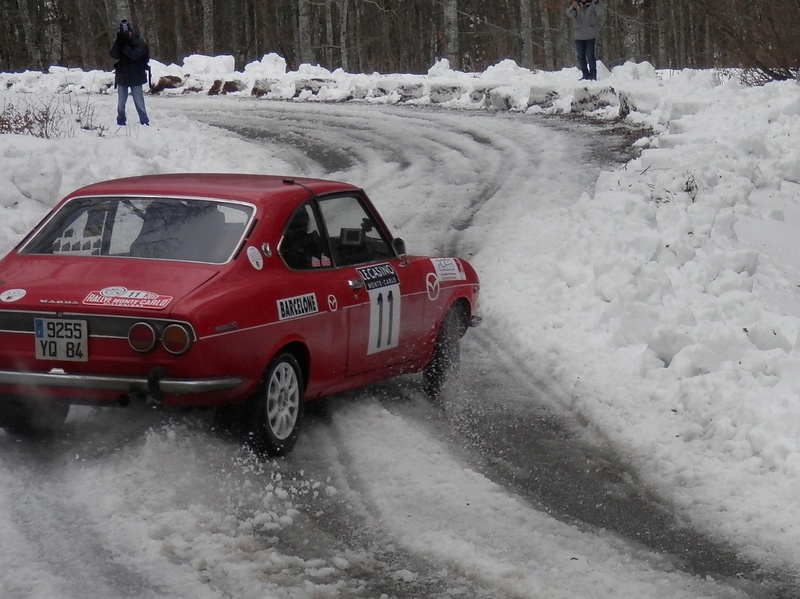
[0,174,480,455]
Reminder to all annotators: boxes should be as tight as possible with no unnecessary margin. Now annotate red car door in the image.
[314,193,429,378]
[343,257,428,377]
[274,267,350,393]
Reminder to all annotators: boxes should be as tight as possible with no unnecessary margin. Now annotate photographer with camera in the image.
[109,19,150,127]
[566,0,604,81]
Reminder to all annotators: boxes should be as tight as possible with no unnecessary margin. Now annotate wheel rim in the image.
[265,361,300,440]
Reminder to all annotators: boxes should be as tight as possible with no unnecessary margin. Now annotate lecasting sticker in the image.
[430,257,466,281]
[84,287,173,310]
[0,289,26,303]
[357,263,401,354]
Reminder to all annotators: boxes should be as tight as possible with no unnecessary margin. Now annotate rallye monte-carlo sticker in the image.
[0,289,26,303]
[84,287,172,310]
[357,263,401,355]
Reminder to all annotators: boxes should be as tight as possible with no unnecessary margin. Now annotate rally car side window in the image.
[317,195,393,267]
[280,203,331,270]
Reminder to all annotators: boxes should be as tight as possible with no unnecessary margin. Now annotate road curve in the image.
[0,98,786,599]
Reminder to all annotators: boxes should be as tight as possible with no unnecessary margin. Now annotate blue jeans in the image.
[116,85,149,125]
[575,38,597,80]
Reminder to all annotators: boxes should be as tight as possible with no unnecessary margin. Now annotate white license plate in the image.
[34,318,88,362]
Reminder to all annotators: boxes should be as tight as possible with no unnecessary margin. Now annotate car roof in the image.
[64,174,361,205]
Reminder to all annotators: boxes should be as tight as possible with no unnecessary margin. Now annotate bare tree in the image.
[539,1,555,70]
[174,2,186,58]
[202,0,213,55]
[113,0,131,22]
[443,0,459,69]
[16,0,43,69]
[655,0,669,66]
[0,0,796,82]
[695,0,800,80]
[520,0,533,69]
[297,0,313,64]
[324,0,334,66]
[340,0,350,70]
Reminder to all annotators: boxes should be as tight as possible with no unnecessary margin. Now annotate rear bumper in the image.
[0,368,241,398]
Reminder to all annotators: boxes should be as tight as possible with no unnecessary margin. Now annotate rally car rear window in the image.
[21,196,254,264]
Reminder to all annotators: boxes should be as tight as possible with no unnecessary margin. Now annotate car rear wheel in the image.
[0,397,70,435]
[247,353,304,456]
[423,305,464,402]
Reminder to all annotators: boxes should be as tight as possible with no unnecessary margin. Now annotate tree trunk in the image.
[137,0,158,58]
[340,0,350,71]
[443,0,459,69]
[539,0,554,70]
[520,0,533,69]
[202,0,214,55]
[113,0,131,22]
[298,0,313,64]
[355,0,365,72]
[655,0,668,67]
[74,0,93,65]
[174,2,186,58]
[16,0,43,69]
[324,0,333,67]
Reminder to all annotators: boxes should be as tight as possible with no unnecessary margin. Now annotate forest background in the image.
[1,0,798,82]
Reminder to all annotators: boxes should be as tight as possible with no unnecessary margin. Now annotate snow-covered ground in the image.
[2,53,800,595]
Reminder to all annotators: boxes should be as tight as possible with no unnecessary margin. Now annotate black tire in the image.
[423,306,464,402]
[246,352,304,456]
[0,397,70,435]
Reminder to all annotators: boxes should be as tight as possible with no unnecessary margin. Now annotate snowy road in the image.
[0,99,787,598]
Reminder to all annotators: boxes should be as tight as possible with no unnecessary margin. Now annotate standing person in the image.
[566,0,604,81]
[109,19,150,126]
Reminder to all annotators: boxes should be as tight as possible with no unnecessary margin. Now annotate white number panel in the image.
[357,264,402,355]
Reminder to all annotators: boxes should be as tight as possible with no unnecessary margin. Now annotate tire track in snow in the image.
[0,414,194,599]
[167,98,599,256]
[177,98,777,596]
[323,395,751,599]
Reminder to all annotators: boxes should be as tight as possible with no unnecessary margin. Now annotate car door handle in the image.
[348,279,364,290]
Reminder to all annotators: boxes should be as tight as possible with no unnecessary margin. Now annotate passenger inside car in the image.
[172,203,226,261]
[129,200,188,259]
[281,207,326,269]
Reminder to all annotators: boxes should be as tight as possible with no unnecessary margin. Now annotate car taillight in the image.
[161,323,192,355]
[128,322,157,352]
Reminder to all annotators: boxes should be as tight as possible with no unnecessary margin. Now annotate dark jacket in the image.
[109,33,149,87]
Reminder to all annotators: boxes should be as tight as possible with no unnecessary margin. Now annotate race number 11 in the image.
[366,285,401,354]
